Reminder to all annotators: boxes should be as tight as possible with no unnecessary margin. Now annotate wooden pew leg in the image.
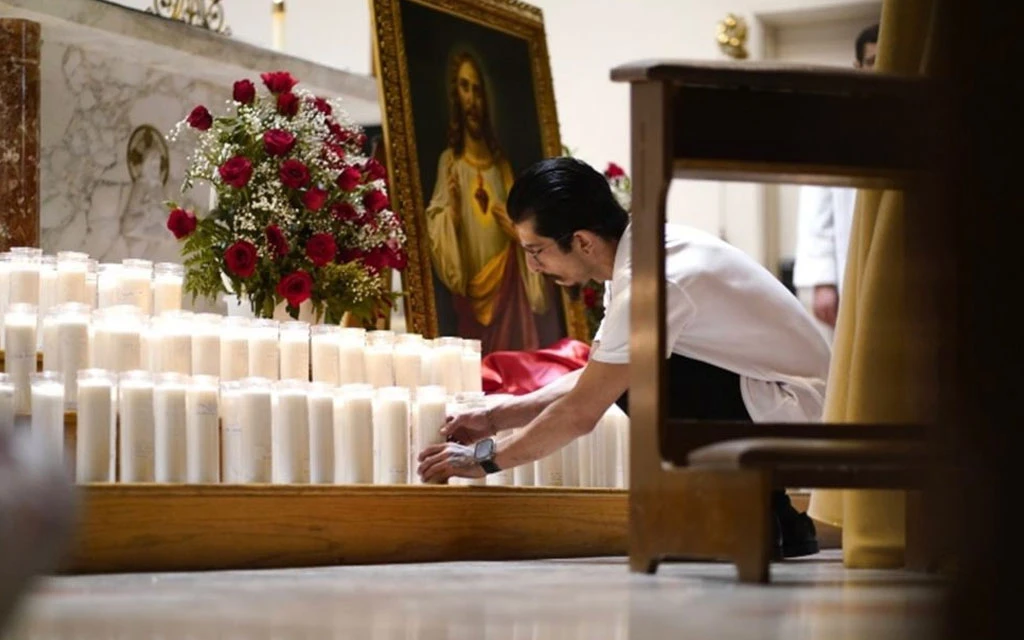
[628,469,773,582]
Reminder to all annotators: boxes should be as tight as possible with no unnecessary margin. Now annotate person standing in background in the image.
[793,23,878,338]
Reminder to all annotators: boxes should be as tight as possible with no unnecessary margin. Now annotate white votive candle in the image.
[56,251,89,305]
[7,247,41,307]
[31,372,65,462]
[248,319,279,380]
[152,262,184,315]
[154,372,189,483]
[373,386,409,485]
[4,304,37,415]
[155,310,193,375]
[310,325,341,385]
[96,263,122,309]
[333,383,374,484]
[0,253,11,347]
[191,313,222,377]
[40,308,59,373]
[76,370,115,483]
[512,429,535,487]
[562,438,580,487]
[337,328,367,384]
[119,371,155,482]
[432,337,464,395]
[186,375,220,483]
[273,380,310,483]
[394,334,424,390]
[0,373,14,435]
[36,256,57,347]
[484,393,513,486]
[237,377,273,483]
[219,317,251,382]
[536,450,564,487]
[279,321,310,382]
[448,391,486,486]
[90,305,143,373]
[461,338,483,393]
[219,380,244,483]
[364,330,395,389]
[85,259,98,309]
[307,382,334,484]
[412,385,447,484]
[119,258,152,313]
[52,303,91,408]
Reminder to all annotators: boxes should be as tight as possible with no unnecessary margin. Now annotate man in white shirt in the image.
[793,23,878,336]
[416,157,831,558]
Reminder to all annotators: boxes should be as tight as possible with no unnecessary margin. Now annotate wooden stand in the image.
[66,484,627,574]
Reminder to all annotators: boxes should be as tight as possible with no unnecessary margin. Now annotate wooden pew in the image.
[609,60,947,583]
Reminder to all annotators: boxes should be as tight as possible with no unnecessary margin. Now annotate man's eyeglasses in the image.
[522,232,575,263]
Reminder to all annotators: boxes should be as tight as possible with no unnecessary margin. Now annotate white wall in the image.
[110,0,871,257]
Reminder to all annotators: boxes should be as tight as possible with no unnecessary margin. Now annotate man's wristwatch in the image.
[473,437,501,474]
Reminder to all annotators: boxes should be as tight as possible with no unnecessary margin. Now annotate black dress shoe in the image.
[771,490,820,560]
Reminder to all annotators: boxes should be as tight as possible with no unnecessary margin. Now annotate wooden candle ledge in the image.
[65,484,628,574]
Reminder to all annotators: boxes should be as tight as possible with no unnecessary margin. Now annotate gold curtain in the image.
[807,0,940,568]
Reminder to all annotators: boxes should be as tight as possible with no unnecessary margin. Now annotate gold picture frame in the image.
[370,0,588,352]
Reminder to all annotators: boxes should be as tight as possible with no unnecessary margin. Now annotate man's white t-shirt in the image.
[591,223,832,423]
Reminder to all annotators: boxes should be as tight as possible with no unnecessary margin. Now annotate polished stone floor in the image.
[4,551,943,639]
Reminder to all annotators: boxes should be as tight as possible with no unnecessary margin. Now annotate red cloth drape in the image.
[481,338,591,395]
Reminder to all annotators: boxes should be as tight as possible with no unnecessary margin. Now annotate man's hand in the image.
[417,442,486,484]
[812,284,840,327]
[439,408,494,445]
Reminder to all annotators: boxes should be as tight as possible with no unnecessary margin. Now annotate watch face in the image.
[474,438,495,461]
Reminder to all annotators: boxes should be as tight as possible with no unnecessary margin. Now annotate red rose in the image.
[336,166,362,191]
[356,133,367,148]
[277,92,299,117]
[187,105,213,130]
[363,158,387,182]
[325,143,346,164]
[604,162,625,179]
[224,241,258,278]
[233,79,256,104]
[338,247,365,264]
[263,129,296,156]
[276,270,313,308]
[363,246,390,274]
[582,286,598,309]
[265,225,288,258]
[305,233,337,267]
[218,156,253,188]
[328,122,351,144]
[279,159,310,189]
[166,208,197,240]
[302,187,328,212]
[331,202,359,221]
[312,97,332,115]
[363,189,389,213]
[260,71,298,94]
[385,238,407,270]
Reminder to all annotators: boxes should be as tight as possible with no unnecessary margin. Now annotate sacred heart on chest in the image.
[474,176,490,213]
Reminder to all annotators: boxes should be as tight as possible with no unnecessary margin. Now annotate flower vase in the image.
[222,287,320,324]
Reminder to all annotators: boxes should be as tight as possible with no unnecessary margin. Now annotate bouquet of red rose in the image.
[166,71,406,324]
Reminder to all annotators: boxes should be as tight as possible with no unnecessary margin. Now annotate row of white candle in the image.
[0,372,628,488]
[0,248,184,346]
[3,303,483,412]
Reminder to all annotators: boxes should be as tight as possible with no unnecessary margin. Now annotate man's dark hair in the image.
[507,157,629,251]
[446,50,503,160]
[856,23,879,64]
